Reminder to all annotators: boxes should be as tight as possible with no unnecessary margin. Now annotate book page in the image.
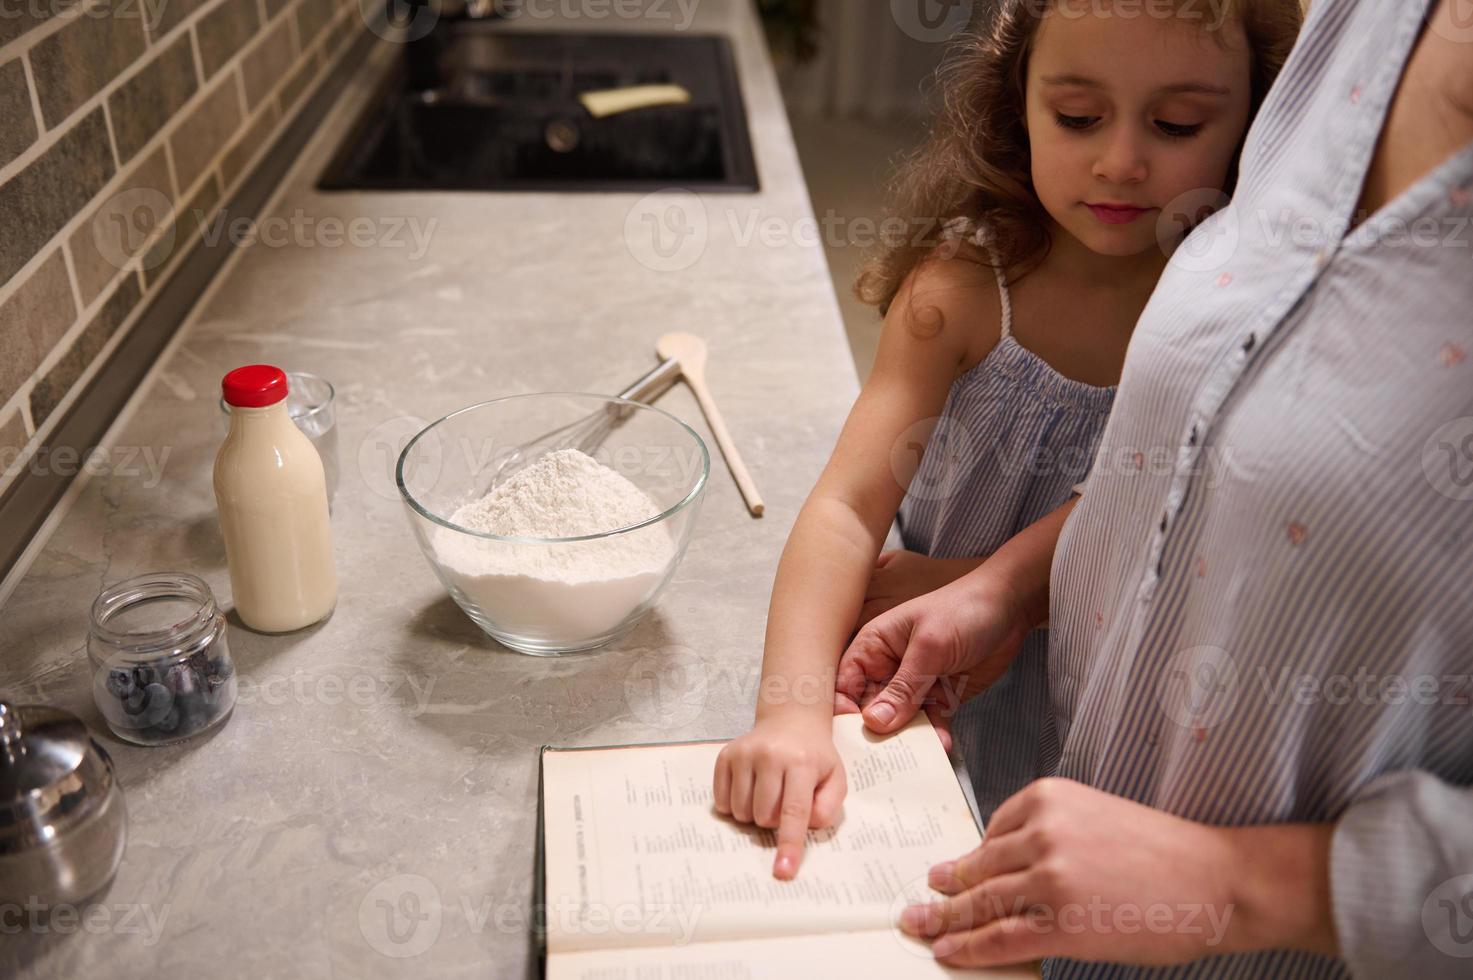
[547,928,1038,979]
[541,714,983,954]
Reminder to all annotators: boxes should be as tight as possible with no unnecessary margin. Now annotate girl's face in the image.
[1025,3,1254,258]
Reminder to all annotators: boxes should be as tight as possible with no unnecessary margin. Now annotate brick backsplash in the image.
[0,0,362,494]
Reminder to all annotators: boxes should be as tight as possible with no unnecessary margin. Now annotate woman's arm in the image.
[836,494,1079,741]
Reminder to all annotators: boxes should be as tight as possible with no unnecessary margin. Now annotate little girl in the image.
[714,0,1303,879]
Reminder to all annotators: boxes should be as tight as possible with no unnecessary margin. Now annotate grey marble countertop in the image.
[0,3,861,977]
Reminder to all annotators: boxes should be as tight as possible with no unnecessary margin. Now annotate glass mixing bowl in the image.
[396,393,709,655]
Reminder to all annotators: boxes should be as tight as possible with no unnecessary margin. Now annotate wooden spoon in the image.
[656,332,764,518]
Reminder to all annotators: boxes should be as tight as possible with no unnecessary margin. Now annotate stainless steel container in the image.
[0,700,128,907]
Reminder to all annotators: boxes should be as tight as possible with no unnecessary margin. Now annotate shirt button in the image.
[1241,333,1256,354]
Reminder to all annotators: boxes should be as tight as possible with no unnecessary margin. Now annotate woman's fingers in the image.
[931,830,1037,895]
[899,871,1032,939]
[930,908,1058,967]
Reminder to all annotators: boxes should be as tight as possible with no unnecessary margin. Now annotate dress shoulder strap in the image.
[989,257,1013,341]
[943,218,1014,342]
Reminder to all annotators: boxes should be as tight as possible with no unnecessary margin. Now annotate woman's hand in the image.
[859,550,988,628]
[898,778,1337,966]
[713,713,848,881]
[836,566,1029,752]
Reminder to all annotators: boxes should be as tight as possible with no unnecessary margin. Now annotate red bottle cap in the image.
[222,365,289,408]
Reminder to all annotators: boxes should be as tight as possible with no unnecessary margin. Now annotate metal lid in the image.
[0,700,118,856]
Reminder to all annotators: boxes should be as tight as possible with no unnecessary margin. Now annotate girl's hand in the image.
[899,779,1245,967]
[859,551,988,629]
[836,568,1027,752]
[713,713,848,880]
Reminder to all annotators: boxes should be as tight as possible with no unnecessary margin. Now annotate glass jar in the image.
[88,573,237,746]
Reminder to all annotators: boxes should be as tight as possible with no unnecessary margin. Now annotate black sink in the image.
[319,28,759,193]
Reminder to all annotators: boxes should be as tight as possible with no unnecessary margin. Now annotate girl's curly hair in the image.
[855,0,1304,315]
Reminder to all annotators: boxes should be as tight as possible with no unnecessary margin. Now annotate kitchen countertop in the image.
[0,3,861,977]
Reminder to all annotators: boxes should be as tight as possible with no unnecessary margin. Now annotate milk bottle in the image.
[214,364,337,632]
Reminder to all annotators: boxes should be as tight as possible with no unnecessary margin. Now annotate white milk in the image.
[214,367,337,632]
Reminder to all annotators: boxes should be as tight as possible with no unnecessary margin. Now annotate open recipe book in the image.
[537,713,1036,978]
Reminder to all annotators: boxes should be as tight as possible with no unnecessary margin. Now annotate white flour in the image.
[437,449,676,645]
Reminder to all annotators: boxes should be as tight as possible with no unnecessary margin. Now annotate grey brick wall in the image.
[0,0,361,488]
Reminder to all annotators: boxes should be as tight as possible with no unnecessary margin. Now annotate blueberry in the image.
[121,685,151,716]
[140,683,173,726]
[105,669,135,699]
[133,665,159,687]
[166,663,198,698]
[153,705,182,735]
